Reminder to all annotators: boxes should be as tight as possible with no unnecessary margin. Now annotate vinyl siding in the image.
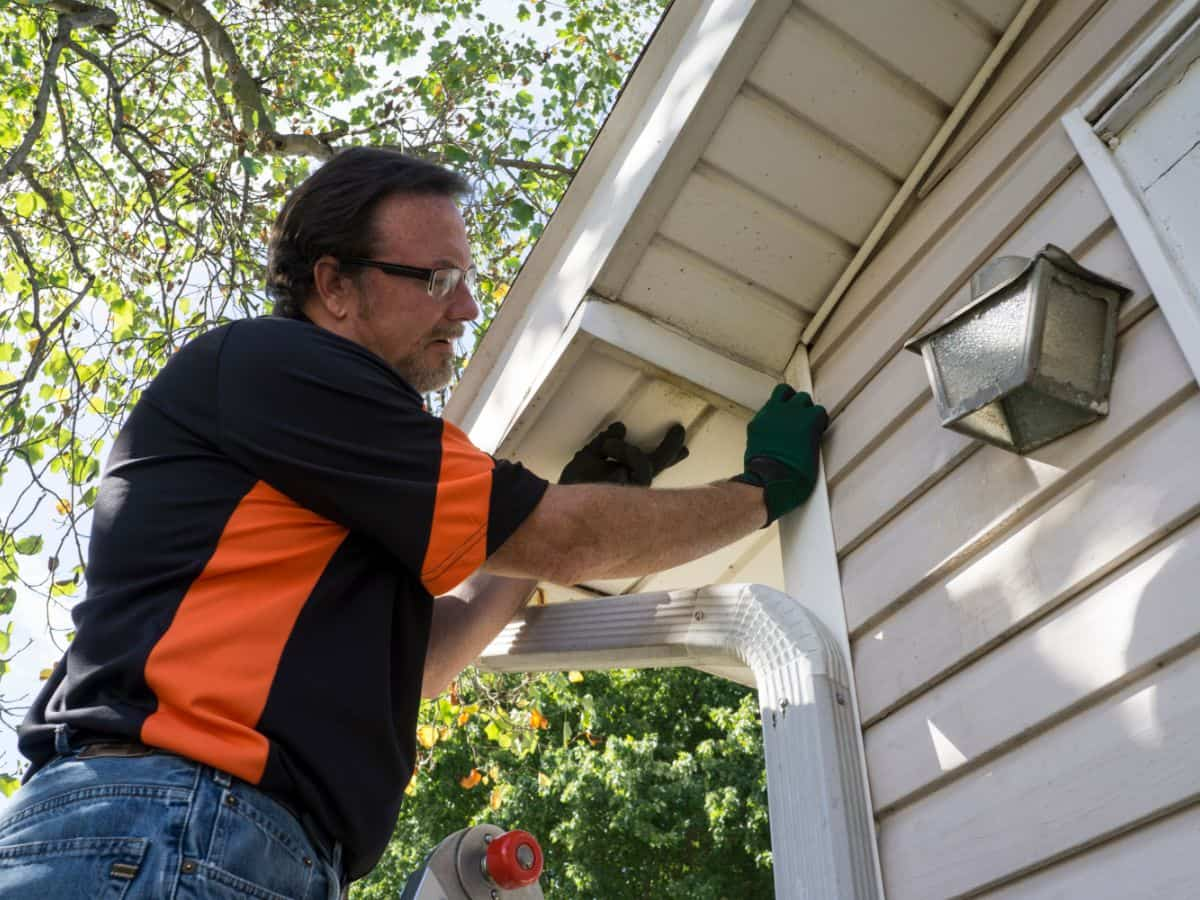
[811,2,1200,896]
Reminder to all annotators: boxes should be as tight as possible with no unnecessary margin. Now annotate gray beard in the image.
[394,354,454,394]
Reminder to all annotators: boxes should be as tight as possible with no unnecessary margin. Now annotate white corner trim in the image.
[781,344,887,898]
[1061,109,1200,384]
[1082,0,1200,129]
[479,583,882,900]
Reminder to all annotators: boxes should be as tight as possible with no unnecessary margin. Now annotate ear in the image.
[310,255,357,320]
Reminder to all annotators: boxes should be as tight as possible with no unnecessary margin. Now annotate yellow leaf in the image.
[567,671,584,683]
[537,772,551,788]
[529,708,549,730]
[491,282,509,301]
[459,768,482,790]
[488,765,500,782]
[416,724,437,749]
[457,710,471,726]
[489,787,503,810]
[38,667,54,680]
[55,499,72,516]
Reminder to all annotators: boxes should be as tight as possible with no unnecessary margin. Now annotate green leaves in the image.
[14,535,43,556]
[14,193,37,218]
[509,198,535,227]
[357,668,772,899]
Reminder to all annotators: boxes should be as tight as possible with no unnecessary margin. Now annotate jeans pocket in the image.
[203,790,318,900]
[0,835,148,900]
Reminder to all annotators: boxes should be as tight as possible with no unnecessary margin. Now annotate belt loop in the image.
[53,724,74,757]
[211,768,232,788]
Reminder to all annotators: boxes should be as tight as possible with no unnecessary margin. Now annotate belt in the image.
[71,740,349,889]
[76,739,158,759]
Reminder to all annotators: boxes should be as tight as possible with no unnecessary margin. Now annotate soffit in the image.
[593,0,1026,373]
[454,0,1031,600]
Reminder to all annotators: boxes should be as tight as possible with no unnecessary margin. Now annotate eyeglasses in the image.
[340,257,477,300]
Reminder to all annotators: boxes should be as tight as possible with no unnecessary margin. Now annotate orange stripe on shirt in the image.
[421,421,494,595]
[141,481,347,784]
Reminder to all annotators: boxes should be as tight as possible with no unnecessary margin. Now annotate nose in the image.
[446,279,479,322]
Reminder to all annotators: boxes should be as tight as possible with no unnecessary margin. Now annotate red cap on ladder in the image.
[484,829,543,889]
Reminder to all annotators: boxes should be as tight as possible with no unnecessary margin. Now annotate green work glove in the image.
[559,422,689,486]
[732,384,829,526]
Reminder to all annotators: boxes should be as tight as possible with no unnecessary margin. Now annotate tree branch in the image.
[143,0,339,159]
[492,157,575,177]
[0,3,119,187]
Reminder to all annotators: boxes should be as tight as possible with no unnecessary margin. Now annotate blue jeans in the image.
[0,728,346,899]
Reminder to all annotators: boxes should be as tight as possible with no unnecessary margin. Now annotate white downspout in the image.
[480,583,882,900]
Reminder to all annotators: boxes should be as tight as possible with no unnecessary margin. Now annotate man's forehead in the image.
[372,193,469,261]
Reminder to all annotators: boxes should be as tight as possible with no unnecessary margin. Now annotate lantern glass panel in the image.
[952,401,1013,446]
[1037,272,1114,397]
[928,284,1032,410]
[1003,387,1099,452]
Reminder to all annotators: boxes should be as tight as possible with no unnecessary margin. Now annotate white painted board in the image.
[877,644,1200,900]
[865,513,1200,812]
[749,7,944,179]
[703,91,897,246]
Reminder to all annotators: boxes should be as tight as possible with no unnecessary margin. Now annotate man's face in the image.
[341,192,479,392]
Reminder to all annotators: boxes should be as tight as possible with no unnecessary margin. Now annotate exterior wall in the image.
[810,2,1200,897]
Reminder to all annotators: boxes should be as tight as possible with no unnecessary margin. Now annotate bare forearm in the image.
[422,572,538,698]
[484,480,766,585]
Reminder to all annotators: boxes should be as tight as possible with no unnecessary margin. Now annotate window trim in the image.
[1061,3,1200,384]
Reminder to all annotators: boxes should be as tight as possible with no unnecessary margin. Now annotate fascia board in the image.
[446,0,789,454]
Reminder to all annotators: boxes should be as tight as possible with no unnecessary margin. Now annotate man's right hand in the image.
[733,384,829,526]
[558,422,689,486]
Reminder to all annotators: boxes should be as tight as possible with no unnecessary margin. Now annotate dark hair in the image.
[266,147,470,318]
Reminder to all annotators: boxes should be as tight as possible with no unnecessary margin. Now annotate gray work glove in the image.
[558,422,689,486]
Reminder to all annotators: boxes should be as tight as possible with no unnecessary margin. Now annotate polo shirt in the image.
[18,316,549,878]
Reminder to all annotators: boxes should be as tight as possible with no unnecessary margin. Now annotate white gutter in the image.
[795,0,1044,351]
[480,583,883,900]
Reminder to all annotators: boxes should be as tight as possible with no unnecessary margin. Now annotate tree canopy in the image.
[357,666,772,899]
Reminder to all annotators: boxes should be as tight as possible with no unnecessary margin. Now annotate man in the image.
[0,148,827,898]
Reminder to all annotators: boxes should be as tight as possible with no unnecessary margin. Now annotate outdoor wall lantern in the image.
[904,244,1130,454]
